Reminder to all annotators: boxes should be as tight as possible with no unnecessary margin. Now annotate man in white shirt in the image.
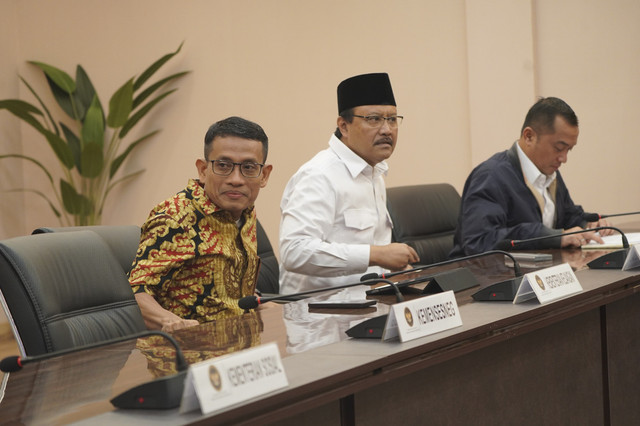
[450,97,611,257]
[279,73,419,293]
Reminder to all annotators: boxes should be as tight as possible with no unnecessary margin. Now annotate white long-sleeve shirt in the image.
[279,135,393,293]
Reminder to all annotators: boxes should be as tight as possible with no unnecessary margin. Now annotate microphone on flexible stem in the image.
[0,330,189,410]
[360,250,524,301]
[360,250,523,282]
[347,251,526,338]
[583,211,640,221]
[499,226,629,270]
[238,278,405,311]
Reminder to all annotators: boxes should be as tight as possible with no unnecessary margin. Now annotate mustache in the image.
[222,188,248,196]
[374,137,394,145]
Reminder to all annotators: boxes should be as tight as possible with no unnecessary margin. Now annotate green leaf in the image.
[81,96,104,146]
[6,188,62,218]
[119,89,175,138]
[29,61,75,93]
[60,123,82,171]
[74,65,98,121]
[107,78,134,128]
[0,154,55,186]
[0,99,47,134]
[20,76,60,135]
[132,71,189,110]
[133,42,184,91]
[110,129,159,178]
[44,74,75,119]
[0,99,42,115]
[5,124,74,169]
[60,179,92,215]
[43,129,75,169]
[79,141,104,178]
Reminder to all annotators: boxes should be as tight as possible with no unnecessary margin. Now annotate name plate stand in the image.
[623,245,640,270]
[513,262,582,304]
[382,290,463,342]
[180,342,288,414]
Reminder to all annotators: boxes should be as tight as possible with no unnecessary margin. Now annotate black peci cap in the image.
[337,73,396,114]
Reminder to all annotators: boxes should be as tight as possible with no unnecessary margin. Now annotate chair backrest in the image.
[32,225,142,274]
[387,183,461,264]
[0,231,146,356]
[256,220,279,294]
[31,222,279,297]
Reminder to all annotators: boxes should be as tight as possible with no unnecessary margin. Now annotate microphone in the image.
[1,330,189,410]
[583,211,640,222]
[361,250,523,282]
[0,330,187,373]
[238,277,408,310]
[346,250,526,338]
[499,226,629,270]
[347,251,524,338]
[360,250,524,302]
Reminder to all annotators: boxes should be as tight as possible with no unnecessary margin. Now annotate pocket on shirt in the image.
[344,209,376,232]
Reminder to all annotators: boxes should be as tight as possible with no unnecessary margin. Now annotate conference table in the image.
[1,247,640,425]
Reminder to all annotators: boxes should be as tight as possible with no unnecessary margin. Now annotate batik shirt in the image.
[129,179,259,322]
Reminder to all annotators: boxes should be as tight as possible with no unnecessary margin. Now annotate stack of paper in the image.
[582,232,640,249]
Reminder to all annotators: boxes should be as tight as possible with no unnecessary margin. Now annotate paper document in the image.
[582,232,640,249]
[504,253,553,269]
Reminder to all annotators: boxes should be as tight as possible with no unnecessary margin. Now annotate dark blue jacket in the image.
[450,143,585,257]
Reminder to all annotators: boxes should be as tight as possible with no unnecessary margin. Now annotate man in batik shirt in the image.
[129,116,272,332]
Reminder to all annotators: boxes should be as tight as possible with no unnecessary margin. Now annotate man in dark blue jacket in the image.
[450,97,611,257]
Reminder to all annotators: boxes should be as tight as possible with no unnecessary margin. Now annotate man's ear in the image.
[259,164,273,188]
[337,116,349,139]
[522,127,536,145]
[195,158,208,180]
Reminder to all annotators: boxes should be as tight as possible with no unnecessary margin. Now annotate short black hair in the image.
[204,116,269,162]
[334,108,355,139]
[521,97,578,136]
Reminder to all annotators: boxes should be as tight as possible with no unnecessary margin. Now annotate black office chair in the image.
[256,220,279,294]
[0,231,146,356]
[387,183,461,264]
[32,224,142,274]
[34,222,280,293]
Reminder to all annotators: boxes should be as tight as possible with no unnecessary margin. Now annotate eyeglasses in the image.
[209,160,264,178]
[352,115,403,128]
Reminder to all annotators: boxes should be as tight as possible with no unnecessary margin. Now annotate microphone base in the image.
[111,370,187,410]
[471,277,523,302]
[366,285,424,296]
[422,267,479,295]
[587,249,627,269]
[345,315,388,339]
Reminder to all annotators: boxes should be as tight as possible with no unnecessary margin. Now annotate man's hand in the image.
[370,243,420,271]
[587,218,614,237]
[134,292,199,332]
[160,318,200,332]
[561,226,604,247]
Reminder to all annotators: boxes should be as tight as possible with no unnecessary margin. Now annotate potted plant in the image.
[0,43,189,226]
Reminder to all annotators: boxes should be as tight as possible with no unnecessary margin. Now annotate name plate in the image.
[382,290,462,342]
[513,262,582,304]
[623,245,640,270]
[180,342,288,414]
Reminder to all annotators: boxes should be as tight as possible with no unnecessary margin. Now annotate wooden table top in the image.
[0,246,633,424]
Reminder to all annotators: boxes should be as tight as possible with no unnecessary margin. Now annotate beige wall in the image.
[0,0,24,241]
[1,0,639,249]
[534,0,640,220]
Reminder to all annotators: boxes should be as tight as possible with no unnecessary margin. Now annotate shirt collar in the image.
[516,142,556,188]
[328,134,389,178]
